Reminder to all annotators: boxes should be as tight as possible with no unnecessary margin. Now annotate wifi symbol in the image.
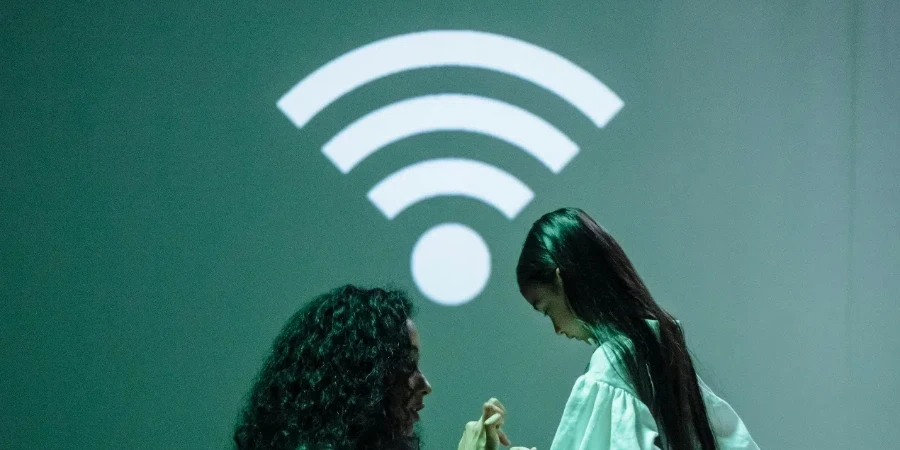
[278,30,623,306]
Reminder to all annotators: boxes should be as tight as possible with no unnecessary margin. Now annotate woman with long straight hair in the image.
[517,207,760,450]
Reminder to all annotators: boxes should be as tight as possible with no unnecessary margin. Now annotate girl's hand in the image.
[458,398,513,450]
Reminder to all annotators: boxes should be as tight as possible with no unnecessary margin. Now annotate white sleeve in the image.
[698,377,761,450]
[549,375,661,450]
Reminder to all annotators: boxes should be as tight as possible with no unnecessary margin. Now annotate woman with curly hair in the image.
[234,284,431,450]
[234,284,519,450]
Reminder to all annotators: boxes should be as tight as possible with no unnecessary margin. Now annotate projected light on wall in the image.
[277,30,623,306]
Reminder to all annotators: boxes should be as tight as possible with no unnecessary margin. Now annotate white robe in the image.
[549,339,760,450]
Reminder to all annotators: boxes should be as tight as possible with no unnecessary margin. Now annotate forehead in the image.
[406,319,420,347]
[520,283,556,305]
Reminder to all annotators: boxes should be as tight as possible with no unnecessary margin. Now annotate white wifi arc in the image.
[277,30,623,306]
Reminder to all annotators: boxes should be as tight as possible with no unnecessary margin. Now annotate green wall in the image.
[2,1,897,449]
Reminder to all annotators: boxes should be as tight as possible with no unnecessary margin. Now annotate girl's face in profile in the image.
[520,271,592,343]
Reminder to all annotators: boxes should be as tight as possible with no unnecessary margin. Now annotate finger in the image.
[498,429,511,446]
[483,398,506,417]
[482,401,494,420]
[487,405,504,424]
[483,399,506,414]
[485,413,501,446]
[482,404,505,424]
[487,397,506,414]
[484,412,502,427]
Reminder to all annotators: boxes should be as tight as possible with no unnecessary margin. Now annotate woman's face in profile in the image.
[391,319,432,435]
[520,275,592,343]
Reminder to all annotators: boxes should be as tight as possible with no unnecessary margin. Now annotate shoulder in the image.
[562,346,652,422]
[553,366,660,450]
[581,344,639,396]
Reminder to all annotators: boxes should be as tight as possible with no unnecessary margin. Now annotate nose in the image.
[419,374,433,395]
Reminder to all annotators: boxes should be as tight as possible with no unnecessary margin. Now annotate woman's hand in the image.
[458,398,535,450]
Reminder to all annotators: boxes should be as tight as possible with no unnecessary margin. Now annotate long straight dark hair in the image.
[516,207,717,450]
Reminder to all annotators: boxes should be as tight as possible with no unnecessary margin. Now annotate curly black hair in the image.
[234,284,419,450]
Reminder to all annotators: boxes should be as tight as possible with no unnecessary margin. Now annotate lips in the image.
[409,404,424,422]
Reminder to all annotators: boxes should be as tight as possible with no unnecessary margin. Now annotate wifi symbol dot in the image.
[278,30,623,306]
[412,223,490,306]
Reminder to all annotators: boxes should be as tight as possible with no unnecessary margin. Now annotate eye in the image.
[406,355,419,371]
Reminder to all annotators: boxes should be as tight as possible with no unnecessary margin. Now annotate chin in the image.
[404,424,423,446]
[402,412,421,436]
[571,334,592,344]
